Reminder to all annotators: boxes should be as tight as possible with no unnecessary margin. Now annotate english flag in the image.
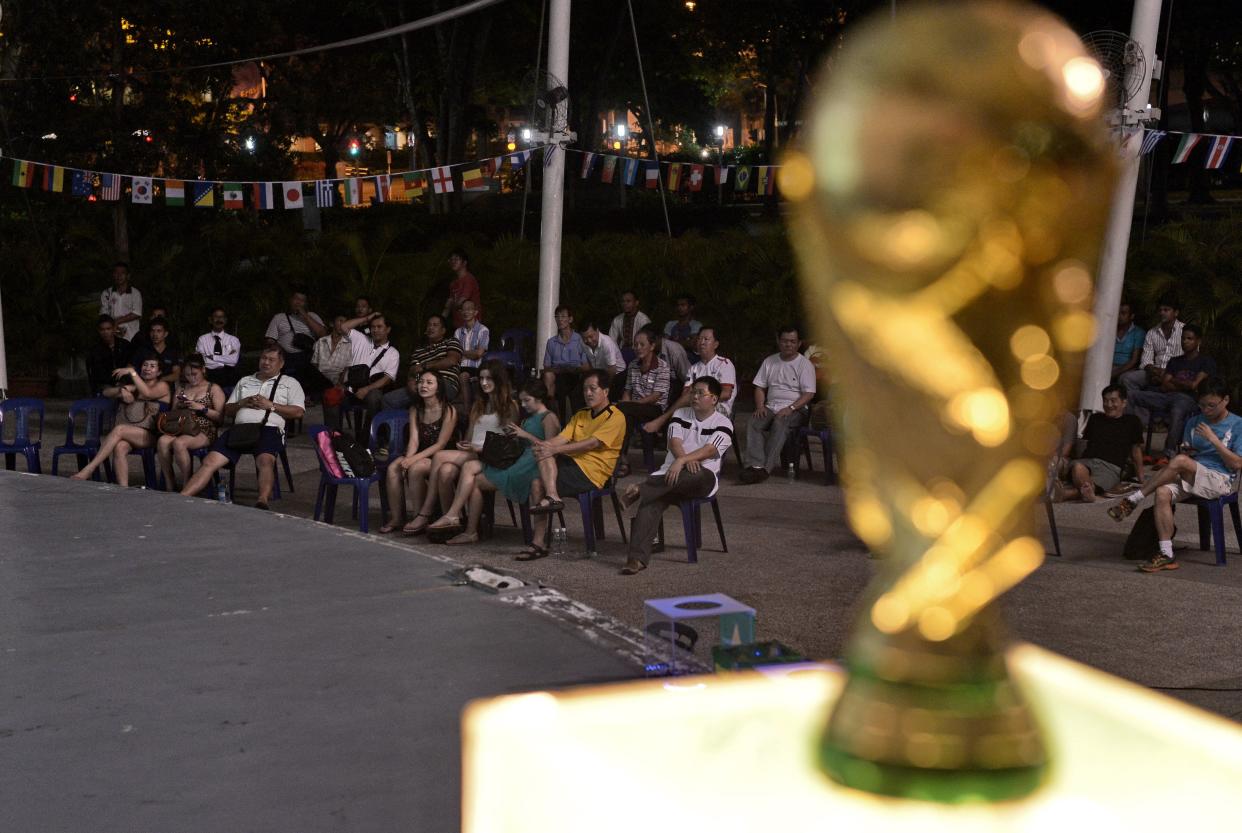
[282,181,304,209]
[431,166,454,194]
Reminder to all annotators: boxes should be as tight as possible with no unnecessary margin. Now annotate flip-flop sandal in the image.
[529,498,565,515]
[515,545,550,561]
[427,515,462,531]
[402,514,430,535]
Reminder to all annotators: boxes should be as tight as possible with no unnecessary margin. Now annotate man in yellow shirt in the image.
[523,370,626,559]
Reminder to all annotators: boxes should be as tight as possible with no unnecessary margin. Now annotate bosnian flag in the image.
[643,161,659,189]
[688,164,704,192]
[253,182,276,210]
[222,183,244,209]
[1171,133,1202,164]
[282,181,304,209]
[131,176,153,204]
[622,157,640,186]
[1205,136,1234,169]
[430,166,454,194]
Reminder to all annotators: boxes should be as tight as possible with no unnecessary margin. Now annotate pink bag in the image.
[316,430,346,479]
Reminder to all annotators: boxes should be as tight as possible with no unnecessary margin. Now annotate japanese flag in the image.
[282,181,305,209]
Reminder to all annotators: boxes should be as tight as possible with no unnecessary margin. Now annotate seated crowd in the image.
[66,259,833,574]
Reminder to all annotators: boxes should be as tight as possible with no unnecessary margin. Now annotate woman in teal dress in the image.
[433,379,561,545]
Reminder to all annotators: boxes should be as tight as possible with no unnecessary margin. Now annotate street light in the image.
[521,128,533,144]
[244,136,257,153]
[714,125,726,206]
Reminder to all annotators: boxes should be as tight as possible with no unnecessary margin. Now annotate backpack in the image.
[1122,506,1175,560]
[330,432,375,478]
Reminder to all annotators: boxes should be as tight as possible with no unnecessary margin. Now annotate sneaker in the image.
[1138,555,1179,573]
[1107,495,1139,522]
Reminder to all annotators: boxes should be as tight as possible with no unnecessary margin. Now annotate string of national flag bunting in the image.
[0,144,783,209]
[3,126,1233,209]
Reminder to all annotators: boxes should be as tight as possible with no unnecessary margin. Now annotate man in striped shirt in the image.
[455,299,490,409]
[1120,294,1183,395]
[619,376,733,575]
[382,314,463,409]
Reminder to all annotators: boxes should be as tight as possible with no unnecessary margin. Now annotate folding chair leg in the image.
[1045,499,1062,558]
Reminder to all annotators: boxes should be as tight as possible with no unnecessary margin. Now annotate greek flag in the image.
[316,180,336,207]
[1140,129,1166,156]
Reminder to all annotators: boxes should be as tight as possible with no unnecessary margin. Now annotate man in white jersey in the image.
[619,377,733,575]
[640,325,737,435]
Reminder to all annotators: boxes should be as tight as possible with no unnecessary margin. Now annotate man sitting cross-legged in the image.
[522,370,627,560]
[618,377,733,575]
[1108,377,1242,573]
[1051,384,1143,503]
[181,345,306,511]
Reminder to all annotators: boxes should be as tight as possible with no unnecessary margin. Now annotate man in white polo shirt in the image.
[195,307,242,386]
[740,326,816,483]
[618,376,733,575]
[640,325,737,434]
[100,262,143,340]
[324,311,400,434]
[181,345,306,510]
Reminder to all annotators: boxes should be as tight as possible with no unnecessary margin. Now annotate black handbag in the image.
[226,374,282,453]
[286,313,316,352]
[479,431,523,470]
[346,347,390,390]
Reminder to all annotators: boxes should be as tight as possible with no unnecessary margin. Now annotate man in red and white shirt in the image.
[619,376,733,575]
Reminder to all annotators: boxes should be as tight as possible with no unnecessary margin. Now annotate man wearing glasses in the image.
[1109,377,1242,573]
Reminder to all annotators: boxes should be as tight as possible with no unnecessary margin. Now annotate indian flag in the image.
[222,183,244,209]
[165,179,186,206]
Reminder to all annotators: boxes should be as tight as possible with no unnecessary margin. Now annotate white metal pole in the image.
[1079,0,1163,412]
[534,0,572,371]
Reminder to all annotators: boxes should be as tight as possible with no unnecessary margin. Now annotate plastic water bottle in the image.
[787,462,797,482]
[552,526,567,558]
[216,480,231,504]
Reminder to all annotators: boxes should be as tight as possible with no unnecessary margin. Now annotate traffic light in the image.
[348,139,361,157]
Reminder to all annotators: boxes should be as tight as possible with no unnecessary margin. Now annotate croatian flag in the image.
[1170,133,1202,164]
[253,182,276,210]
[282,182,304,209]
[1205,136,1234,169]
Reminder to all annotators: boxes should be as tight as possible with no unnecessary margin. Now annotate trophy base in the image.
[819,664,1048,804]
[819,745,1046,804]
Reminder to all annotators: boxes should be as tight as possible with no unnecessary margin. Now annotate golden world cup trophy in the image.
[782,3,1117,802]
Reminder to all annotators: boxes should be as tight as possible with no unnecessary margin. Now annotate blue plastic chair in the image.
[1192,491,1242,566]
[368,408,410,475]
[500,328,535,374]
[0,397,44,474]
[519,460,628,554]
[678,495,728,564]
[52,398,114,479]
[309,425,385,533]
[797,426,838,485]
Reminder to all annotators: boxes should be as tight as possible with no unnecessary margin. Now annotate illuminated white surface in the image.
[463,644,1242,831]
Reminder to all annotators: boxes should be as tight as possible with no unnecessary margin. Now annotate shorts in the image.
[1069,457,1122,491]
[211,425,285,467]
[1162,461,1236,502]
[555,456,597,498]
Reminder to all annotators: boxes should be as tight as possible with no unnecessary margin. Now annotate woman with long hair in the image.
[380,370,460,534]
[155,354,227,491]
[428,379,561,545]
[424,359,518,533]
[71,354,172,485]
